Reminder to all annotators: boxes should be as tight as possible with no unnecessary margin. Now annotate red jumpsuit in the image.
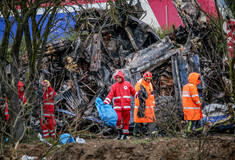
[41,86,57,138]
[225,19,235,58]
[4,98,9,122]
[0,97,9,122]
[18,81,26,104]
[104,71,137,134]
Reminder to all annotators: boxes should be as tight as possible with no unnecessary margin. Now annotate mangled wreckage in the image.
[7,1,235,136]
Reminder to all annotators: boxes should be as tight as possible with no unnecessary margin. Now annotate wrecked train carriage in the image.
[46,8,162,98]
[170,0,235,132]
[43,28,204,135]
[42,4,235,134]
[40,7,162,132]
[108,36,206,135]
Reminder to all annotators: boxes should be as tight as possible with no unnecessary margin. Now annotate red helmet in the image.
[143,71,152,79]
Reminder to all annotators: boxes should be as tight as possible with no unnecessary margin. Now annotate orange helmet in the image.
[42,80,51,88]
[143,71,152,79]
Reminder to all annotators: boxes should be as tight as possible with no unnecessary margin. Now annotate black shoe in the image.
[122,134,127,140]
[116,135,121,140]
[115,130,122,140]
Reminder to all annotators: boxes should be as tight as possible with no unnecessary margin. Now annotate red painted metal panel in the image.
[197,0,217,16]
[148,0,181,29]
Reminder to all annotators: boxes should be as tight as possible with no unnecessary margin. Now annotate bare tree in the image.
[0,0,67,145]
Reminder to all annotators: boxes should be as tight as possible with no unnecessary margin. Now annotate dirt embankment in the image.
[51,135,235,160]
[1,135,235,160]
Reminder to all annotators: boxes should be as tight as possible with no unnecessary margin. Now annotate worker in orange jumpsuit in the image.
[41,80,57,138]
[134,71,156,137]
[104,71,137,140]
[182,72,203,133]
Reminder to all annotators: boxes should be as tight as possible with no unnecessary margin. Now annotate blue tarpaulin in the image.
[95,97,118,127]
[59,133,75,144]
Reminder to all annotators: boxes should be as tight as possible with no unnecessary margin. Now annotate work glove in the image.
[103,101,108,105]
[135,92,139,99]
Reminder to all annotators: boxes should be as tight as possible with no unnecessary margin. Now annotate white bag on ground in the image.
[76,136,86,143]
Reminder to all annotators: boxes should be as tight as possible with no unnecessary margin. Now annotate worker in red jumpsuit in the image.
[104,71,138,140]
[5,97,9,122]
[18,81,27,105]
[1,95,9,123]
[41,80,57,138]
[225,17,235,58]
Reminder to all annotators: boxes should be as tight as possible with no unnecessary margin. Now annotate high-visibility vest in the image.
[134,78,155,123]
[182,72,202,120]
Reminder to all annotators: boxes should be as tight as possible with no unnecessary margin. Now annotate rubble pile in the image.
[18,1,234,134]
[171,1,232,104]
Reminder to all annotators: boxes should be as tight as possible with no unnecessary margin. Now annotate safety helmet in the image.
[42,80,51,88]
[143,71,152,79]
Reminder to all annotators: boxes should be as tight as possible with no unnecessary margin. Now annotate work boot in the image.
[122,134,127,140]
[115,129,122,140]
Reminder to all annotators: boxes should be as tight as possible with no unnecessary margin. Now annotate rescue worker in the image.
[134,71,156,138]
[0,95,9,123]
[5,97,9,122]
[182,72,203,134]
[224,16,235,58]
[41,80,57,138]
[104,70,138,140]
[18,81,27,105]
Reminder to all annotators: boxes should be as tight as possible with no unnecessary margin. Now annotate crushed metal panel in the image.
[171,51,182,101]
[124,36,174,73]
[55,86,80,111]
[84,87,105,115]
[177,52,204,90]
[103,38,120,55]
[125,27,139,51]
[133,25,150,49]
[101,33,121,68]
[203,103,235,114]
[45,39,72,56]
[202,103,235,129]
[159,66,174,96]
[128,15,160,41]
[72,74,82,104]
[89,33,102,72]
[143,49,178,72]
[70,37,82,59]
